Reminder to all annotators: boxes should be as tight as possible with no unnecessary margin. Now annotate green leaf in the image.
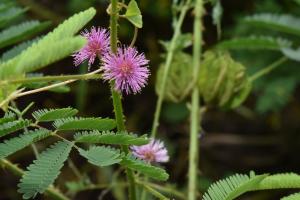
[78,146,122,167]
[203,172,268,200]
[255,173,300,190]
[244,13,300,36]
[281,47,300,62]
[41,7,95,41]
[217,36,292,50]
[0,2,14,12]
[32,107,78,122]
[281,192,300,200]
[0,20,50,49]
[0,128,51,159]
[53,117,116,131]
[0,7,27,28]
[15,37,86,74]
[0,81,21,111]
[0,111,16,125]
[74,130,149,145]
[0,7,96,79]
[120,156,169,181]
[1,37,40,62]
[0,119,31,138]
[18,141,74,199]
[125,0,143,28]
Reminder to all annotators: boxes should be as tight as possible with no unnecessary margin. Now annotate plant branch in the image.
[0,69,102,108]
[151,0,192,137]
[138,181,185,199]
[188,0,203,200]
[0,159,69,200]
[130,27,138,47]
[0,73,102,86]
[109,0,137,200]
[137,181,170,200]
[249,56,288,82]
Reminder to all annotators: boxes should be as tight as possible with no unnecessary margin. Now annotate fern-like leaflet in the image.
[78,146,123,167]
[0,7,96,79]
[203,172,268,200]
[244,13,300,36]
[0,20,50,49]
[0,7,27,28]
[32,107,78,122]
[0,119,31,137]
[0,111,16,124]
[281,192,300,200]
[217,35,292,50]
[74,130,149,145]
[256,173,300,190]
[53,117,116,131]
[0,128,51,159]
[0,38,40,62]
[18,140,74,199]
[120,156,169,181]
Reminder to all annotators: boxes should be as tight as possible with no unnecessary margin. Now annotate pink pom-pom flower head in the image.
[130,139,169,163]
[73,27,110,67]
[102,46,150,94]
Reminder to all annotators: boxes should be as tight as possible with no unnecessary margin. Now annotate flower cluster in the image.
[130,139,169,163]
[73,27,150,94]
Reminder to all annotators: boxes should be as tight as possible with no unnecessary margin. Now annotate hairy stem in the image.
[0,69,103,108]
[188,0,203,199]
[109,0,136,200]
[0,70,102,86]
[151,0,192,138]
[0,159,69,200]
[249,56,288,82]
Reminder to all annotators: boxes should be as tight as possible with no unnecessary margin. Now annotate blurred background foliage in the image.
[1,0,300,199]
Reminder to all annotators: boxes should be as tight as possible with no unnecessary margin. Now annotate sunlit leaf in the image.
[125,0,143,28]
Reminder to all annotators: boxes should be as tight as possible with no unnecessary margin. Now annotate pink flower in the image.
[102,46,150,94]
[73,27,110,67]
[130,139,169,163]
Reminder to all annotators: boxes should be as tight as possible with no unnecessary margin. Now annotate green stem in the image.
[249,57,288,82]
[0,73,102,86]
[188,0,203,199]
[0,159,69,200]
[137,181,169,200]
[109,1,136,200]
[151,0,192,138]
[138,181,185,199]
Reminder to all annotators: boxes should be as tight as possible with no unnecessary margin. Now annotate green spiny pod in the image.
[156,52,193,102]
[198,50,251,109]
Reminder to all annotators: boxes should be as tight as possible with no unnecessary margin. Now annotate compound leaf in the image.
[18,141,74,199]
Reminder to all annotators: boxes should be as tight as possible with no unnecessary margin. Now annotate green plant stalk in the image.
[76,64,88,111]
[0,159,69,200]
[0,73,102,85]
[138,181,186,199]
[151,0,192,138]
[249,56,288,82]
[137,181,170,200]
[188,0,203,199]
[109,0,136,200]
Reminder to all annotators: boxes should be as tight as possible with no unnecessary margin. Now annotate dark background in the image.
[1,0,300,199]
